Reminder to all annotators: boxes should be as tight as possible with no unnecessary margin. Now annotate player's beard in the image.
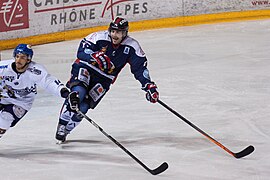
[16,61,29,72]
[111,36,121,44]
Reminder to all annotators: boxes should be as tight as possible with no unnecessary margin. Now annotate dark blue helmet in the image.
[13,44,33,60]
[109,17,129,32]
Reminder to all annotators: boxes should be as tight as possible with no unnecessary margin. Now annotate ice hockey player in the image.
[0,44,70,139]
[55,17,159,142]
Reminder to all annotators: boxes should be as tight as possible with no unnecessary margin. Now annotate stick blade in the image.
[234,145,255,159]
[150,162,168,175]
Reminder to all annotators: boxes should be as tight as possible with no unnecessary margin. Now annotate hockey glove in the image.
[143,82,159,103]
[68,91,80,111]
[60,87,70,98]
[91,51,113,72]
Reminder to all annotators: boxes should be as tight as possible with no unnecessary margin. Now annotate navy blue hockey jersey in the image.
[76,31,152,87]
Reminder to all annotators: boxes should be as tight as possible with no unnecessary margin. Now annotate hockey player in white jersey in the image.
[0,44,70,138]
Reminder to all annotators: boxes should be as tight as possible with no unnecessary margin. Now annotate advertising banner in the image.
[0,0,29,32]
[0,0,182,40]
[0,0,269,42]
[184,0,270,15]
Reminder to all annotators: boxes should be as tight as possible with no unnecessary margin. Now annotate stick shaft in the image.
[77,110,168,175]
[157,99,235,157]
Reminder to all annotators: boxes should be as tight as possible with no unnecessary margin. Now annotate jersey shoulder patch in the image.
[27,62,46,75]
[122,36,145,57]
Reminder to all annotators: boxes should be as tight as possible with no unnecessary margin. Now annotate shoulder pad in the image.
[122,37,145,57]
[27,62,45,75]
[85,31,110,44]
[0,59,13,66]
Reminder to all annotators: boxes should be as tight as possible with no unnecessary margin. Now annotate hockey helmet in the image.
[13,44,33,60]
[109,17,129,32]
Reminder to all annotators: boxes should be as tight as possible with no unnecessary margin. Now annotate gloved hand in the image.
[68,91,80,111]
[91,51,113,72]
[143,82,159,103]
[60,87,70,98]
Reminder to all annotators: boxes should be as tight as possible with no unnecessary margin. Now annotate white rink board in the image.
[184,0,270,15]
[0,0,270,40]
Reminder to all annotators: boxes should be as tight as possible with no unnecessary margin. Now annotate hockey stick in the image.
[157,99,254,159]
[76,110,168,175]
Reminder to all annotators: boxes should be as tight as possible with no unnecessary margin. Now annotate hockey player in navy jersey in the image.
[0,44,70,139]
[55,17,159,142]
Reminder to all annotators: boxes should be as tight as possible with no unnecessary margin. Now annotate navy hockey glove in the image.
[68,91,80,111]
[91,51,113,72]
[143,83,159,103]
[60,87,70,98]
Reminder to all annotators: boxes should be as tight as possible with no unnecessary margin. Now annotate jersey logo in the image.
[124,47,130,54]
[13,105,26,118]
[89,83,105,102]
[0,65,8,69]
[78,68,90,85]
[84,48,93,54]
[1,76,15,82]
[143,69,150,80]
[101,46,108,53]
[28,67,41,75]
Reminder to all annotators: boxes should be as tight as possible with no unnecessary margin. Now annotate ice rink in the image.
[1,19,270,180]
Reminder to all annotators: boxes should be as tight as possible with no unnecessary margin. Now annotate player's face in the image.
[110,30,125,44]
[15,54,30,72]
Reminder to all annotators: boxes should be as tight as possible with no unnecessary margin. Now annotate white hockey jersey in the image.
[0,59,65,111]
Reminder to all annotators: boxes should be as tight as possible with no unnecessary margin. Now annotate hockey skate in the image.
[55,124,69,144]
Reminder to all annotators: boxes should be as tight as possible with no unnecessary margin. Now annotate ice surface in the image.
[1,19,270,180]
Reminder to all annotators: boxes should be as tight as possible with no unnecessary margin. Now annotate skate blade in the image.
[56,140,65,145]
